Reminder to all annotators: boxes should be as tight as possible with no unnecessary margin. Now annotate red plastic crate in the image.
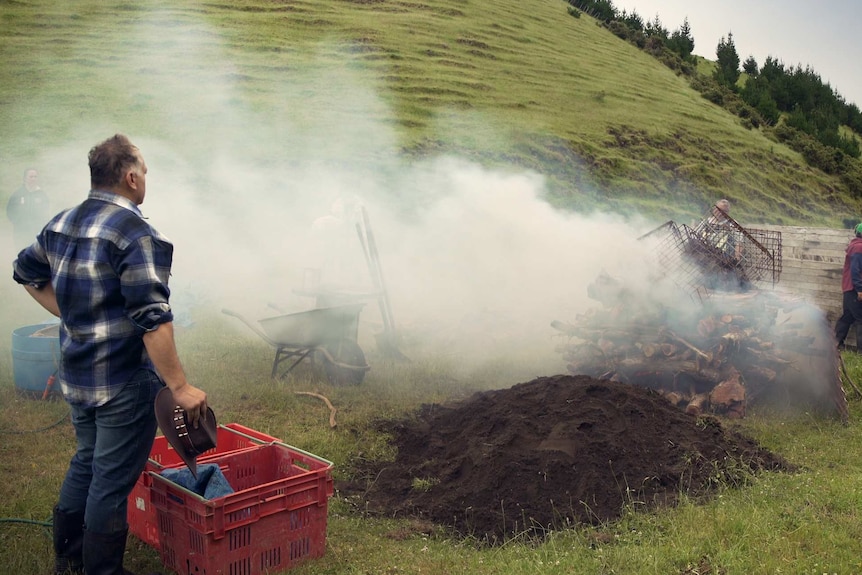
[128,423,280,550]
[150,442,333,575]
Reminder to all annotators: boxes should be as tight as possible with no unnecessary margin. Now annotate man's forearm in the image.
[24,283,60,317]
[142,321,190,392]
[143,321,209,424]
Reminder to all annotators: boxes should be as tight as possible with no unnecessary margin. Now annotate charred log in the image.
[552,287,847,421]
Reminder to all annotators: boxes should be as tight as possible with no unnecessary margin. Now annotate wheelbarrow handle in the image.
[222,308,278,347]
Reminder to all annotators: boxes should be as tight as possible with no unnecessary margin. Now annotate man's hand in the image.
[170,383,208,428]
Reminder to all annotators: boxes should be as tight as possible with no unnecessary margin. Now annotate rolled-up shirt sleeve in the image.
[119,235,175,332]
[12,241,52,288]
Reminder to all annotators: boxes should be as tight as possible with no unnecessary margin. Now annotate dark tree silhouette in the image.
[564,0,861,162]
[644,14,668,40]
[567,0,616,22]
[743,55,759,77]
[667,17,695,60]
[619,8,644,31]
[714,32,741,89]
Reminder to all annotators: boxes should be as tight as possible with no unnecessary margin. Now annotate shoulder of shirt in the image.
[51,191,171,245]
[87,189,143,214]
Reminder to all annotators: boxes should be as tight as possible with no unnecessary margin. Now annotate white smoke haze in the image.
[3,8,664,379]
[141,134,657,373]
[0,6,841,416]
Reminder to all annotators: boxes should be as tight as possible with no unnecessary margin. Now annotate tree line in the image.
[566,0,862,192]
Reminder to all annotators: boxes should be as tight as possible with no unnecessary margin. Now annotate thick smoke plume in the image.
[0,7,844,423]
[1,9,664,380]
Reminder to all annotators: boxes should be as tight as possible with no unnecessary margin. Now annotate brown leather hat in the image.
[154,387,217,478]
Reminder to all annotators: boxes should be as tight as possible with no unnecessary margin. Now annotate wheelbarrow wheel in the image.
[322,338,367,386]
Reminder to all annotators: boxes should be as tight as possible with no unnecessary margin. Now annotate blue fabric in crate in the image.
[161,463,234,500]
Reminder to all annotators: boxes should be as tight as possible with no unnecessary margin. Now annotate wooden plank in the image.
[782,258,841,266]
[778,271,842,284]
[775,276,841,291]
[779,262,843,276]
[778,266,842,279]
[791,245,848,253]
[778,242,848,252]
[782,249,844,262]
[761,228,850,246]
[760,225,852,236]
[765,228,847,312]
[780,284,842,296]
[761,225,856,347]
[772,282,840,297]
[780,256,843,267]
[773,231,849,242]
[783,247,846,258]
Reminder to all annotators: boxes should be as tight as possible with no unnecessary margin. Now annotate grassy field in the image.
[2,278,862,574]
[3,1,862,574]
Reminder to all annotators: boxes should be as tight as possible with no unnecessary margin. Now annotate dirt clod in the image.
[340,374,793,543]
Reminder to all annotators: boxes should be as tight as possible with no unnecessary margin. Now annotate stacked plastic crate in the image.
[128,423,333,575]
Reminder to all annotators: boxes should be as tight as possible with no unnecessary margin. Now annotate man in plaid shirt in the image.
[13,134,207,575]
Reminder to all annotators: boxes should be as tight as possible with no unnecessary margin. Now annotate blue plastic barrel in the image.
[11,322,61,396]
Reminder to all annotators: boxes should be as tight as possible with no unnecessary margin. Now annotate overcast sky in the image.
[612,0,861,107]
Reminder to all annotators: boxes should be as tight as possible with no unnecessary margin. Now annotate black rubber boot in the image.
[82,528,164,575]
[52,505,84,575]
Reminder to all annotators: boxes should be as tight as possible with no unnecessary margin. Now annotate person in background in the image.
[694,198,748,291]
[835,222,862,351]
[12,134,207,575]
[6,167,51,248]
[707,198,732,225]
[697,199,741,261]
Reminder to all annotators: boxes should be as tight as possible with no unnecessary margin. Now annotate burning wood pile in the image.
[551,274,848,422]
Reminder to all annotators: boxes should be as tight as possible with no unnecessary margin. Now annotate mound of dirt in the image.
[340,374,794,543]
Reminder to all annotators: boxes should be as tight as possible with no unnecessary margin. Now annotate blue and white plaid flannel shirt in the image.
[13,189,174,407]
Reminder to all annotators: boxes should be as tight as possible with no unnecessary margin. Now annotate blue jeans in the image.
[58,369,163,534]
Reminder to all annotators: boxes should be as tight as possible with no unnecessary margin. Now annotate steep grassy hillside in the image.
[0,0,858,225]
[5,4,862,574]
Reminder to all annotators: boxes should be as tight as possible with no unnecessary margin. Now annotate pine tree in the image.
[679,17,694,54]
[714,32,740,89]
[667,17,695,60]
[619,9,644,32]
[645,14,668,40]
[743,55,759,77]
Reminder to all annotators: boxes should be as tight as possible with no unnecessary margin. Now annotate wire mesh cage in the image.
[639,207,782,302]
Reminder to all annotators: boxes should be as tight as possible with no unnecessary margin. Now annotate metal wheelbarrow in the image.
[222,303,370,385]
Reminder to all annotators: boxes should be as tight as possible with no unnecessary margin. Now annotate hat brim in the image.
[154,387,217,478]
